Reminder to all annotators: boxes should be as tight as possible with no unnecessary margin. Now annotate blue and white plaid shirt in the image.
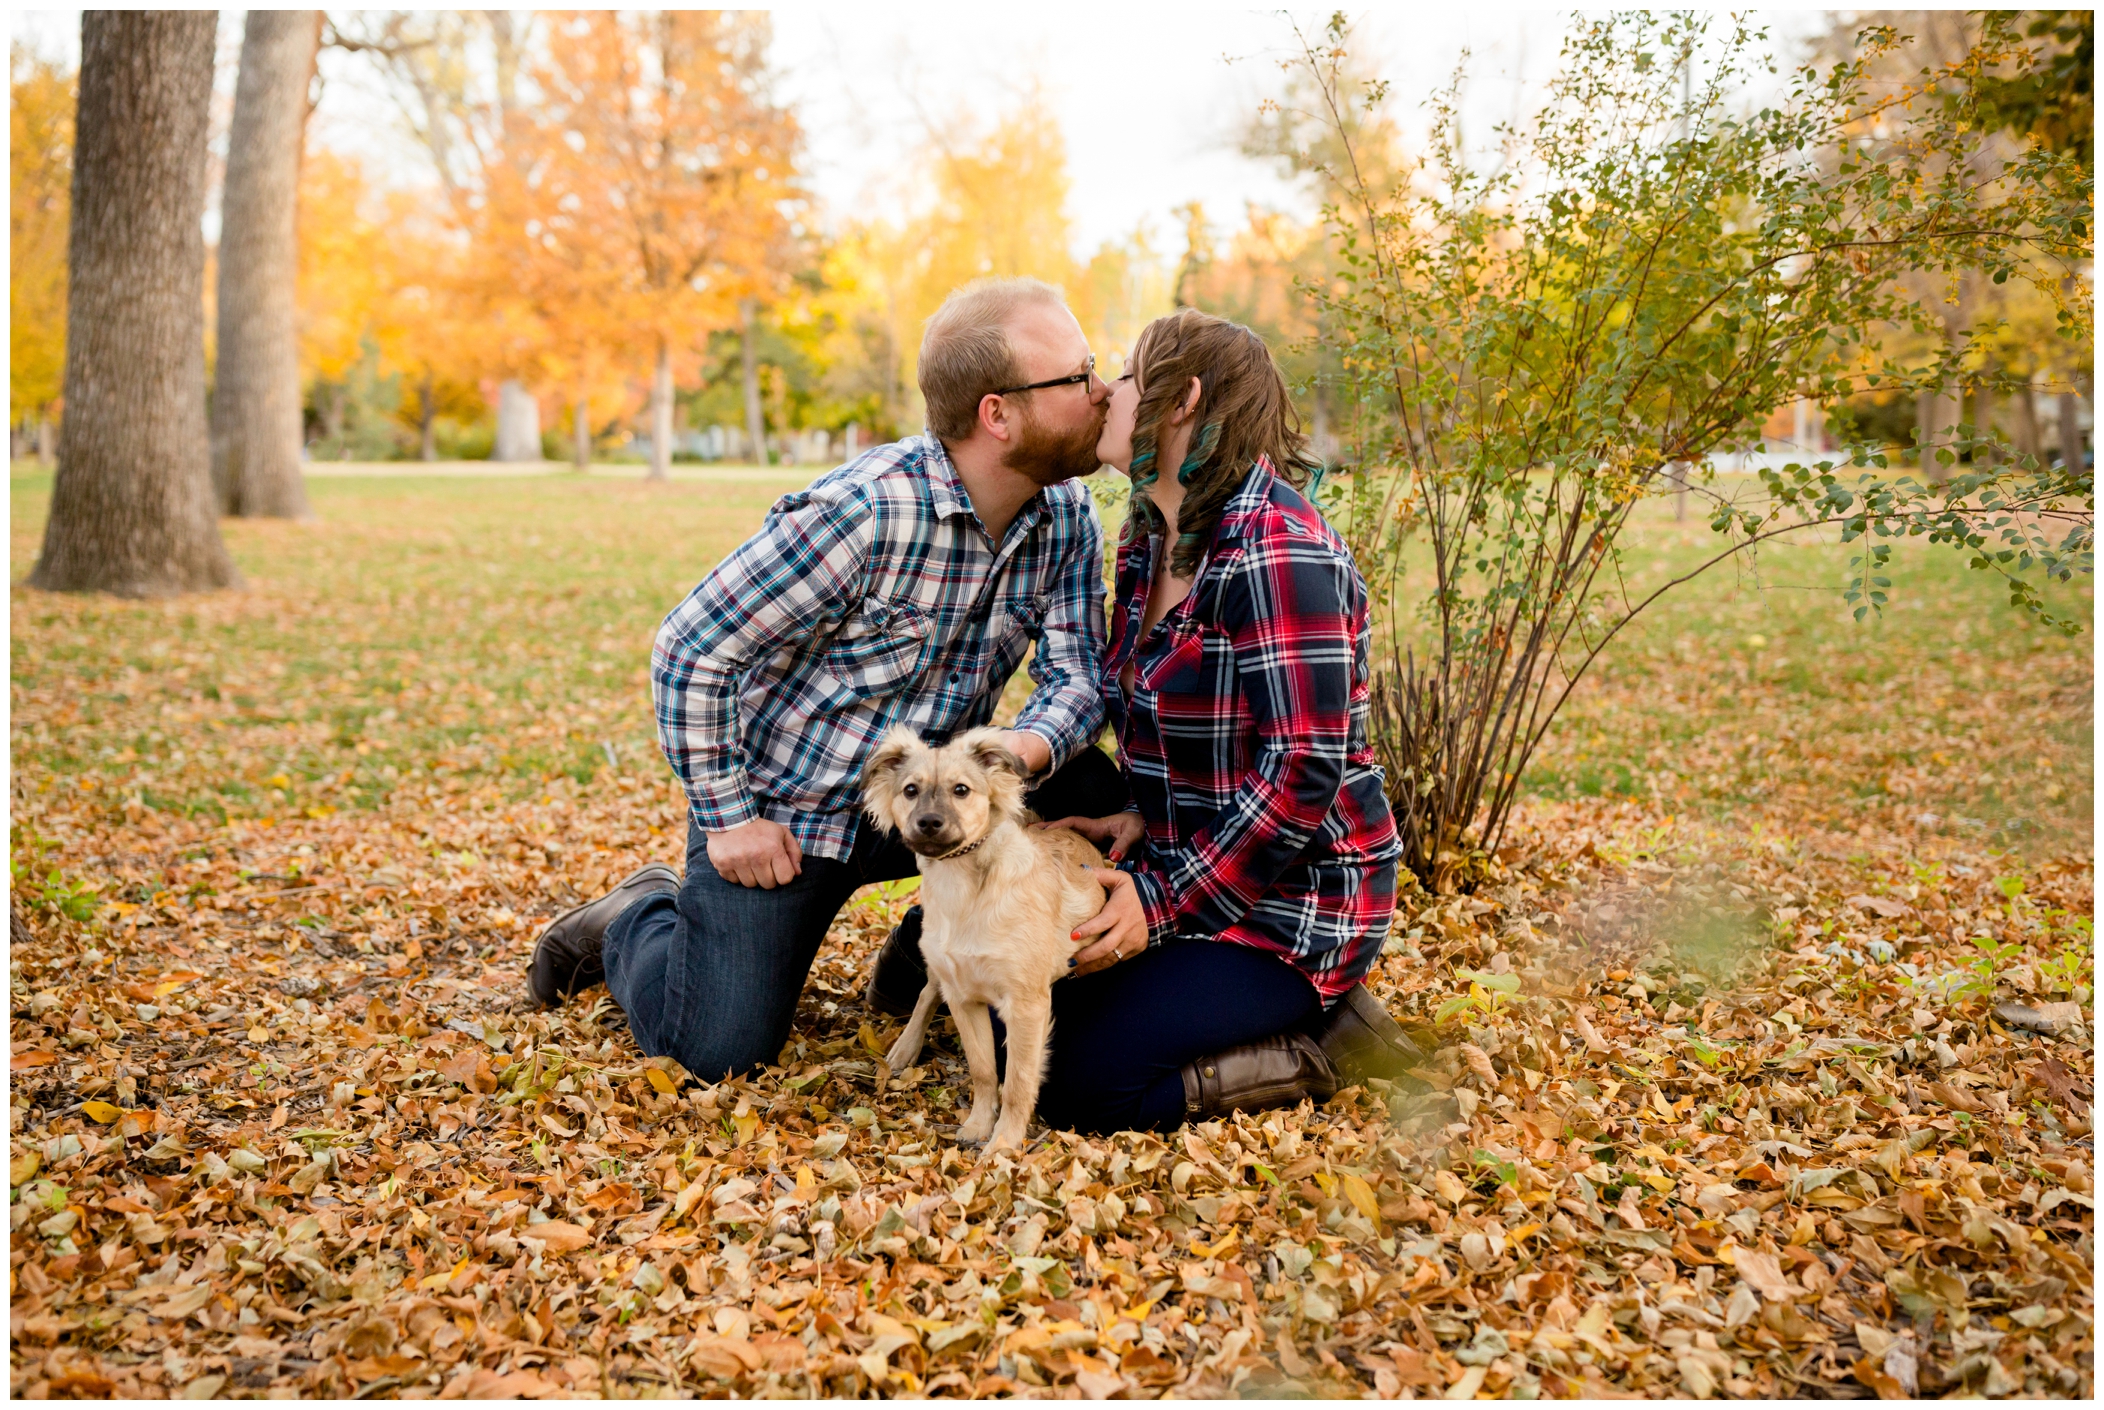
[651,434,1108,860]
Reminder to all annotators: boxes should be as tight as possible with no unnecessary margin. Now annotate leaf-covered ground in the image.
[10,468,2093,1399]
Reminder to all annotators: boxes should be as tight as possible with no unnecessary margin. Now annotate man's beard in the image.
[1003,401,1107,485]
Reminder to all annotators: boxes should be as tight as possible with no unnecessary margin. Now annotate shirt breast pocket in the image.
[820,595,931,699]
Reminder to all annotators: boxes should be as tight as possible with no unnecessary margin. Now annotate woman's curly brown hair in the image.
[1124,308,1320,576]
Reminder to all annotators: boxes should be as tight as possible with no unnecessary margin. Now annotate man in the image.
[527,278,1128,1080]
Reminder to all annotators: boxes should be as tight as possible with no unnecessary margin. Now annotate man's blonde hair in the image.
[918,277,1068,442]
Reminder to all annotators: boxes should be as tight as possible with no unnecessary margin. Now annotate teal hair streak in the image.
[1175,420,1223,485]
[1165,420,1225,568]
[1124,436,1164,543]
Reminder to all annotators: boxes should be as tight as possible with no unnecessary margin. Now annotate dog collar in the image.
[932,837,986,863]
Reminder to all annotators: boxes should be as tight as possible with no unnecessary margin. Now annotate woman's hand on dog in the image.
[1070,869,1148,975]
[1035,812,1144,863]
[706,818,804,888]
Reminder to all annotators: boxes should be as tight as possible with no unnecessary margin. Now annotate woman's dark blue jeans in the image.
[1028,938,1322,1133]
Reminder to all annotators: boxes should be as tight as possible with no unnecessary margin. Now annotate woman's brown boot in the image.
[1309,983,1426,1085]
[1179,1032,1338,1120]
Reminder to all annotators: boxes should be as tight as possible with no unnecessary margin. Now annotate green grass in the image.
[11,465,812,825]
[10,462,2092,857]
[1513,492,2090,843]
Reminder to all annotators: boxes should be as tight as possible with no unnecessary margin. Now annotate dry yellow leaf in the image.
[645,1067,677,1095]
[1338,1170,1383,1226]
[80,1100,123,1125]
[526,1220,592,1254]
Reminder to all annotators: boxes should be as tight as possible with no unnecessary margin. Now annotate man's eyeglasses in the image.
[994,355,1101,399]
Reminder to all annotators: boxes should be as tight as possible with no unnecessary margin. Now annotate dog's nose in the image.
[914,813,945,836]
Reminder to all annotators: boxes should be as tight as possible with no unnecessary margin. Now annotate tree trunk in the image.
[418,373,436,461]
[31,12,236,597]
[494,379,540,461]
[1973,379,1998,466]
[649,340,673,482]
[35,416,54,463]
[740,299,767,465]
[573,394,590,471]
[1927,377,1962,483]
[2061,390,2083,470]
[211,10,317,519]
[322,388,346,452]
[2013,379,2040,463]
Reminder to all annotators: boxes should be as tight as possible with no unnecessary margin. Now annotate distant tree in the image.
[31,12,235,597]
[10,44,73,459]
[212,10,320,516]
[516,11,802,478]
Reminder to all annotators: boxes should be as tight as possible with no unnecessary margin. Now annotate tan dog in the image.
[861,726,1106,1151]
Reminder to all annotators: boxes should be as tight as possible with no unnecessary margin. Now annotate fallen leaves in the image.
[7,477,2094,1399]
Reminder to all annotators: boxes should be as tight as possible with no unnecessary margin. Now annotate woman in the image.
[1030,307,1411,1134]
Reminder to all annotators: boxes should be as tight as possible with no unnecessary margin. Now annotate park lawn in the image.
[8,464,2094,1399]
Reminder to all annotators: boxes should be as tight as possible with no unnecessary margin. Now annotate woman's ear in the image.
[1170,375,1203,425]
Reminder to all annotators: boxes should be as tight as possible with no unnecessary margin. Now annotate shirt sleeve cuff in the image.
[685,783,760,833]
[1126,864,1178,947]
[1014,691,1104,774]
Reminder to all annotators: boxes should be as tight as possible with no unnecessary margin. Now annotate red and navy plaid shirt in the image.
[1108,459,1401,1004]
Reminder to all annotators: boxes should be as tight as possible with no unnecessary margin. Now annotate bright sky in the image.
[10,9,1826,256]
[759,6,1558,252]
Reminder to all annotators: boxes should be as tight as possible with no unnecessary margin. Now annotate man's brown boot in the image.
[527,864,679,1007]
[1309,983,1425,1085]
[1179,1032,1339,1121]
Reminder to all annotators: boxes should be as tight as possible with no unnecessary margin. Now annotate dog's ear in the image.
[861,726,922,821]
[960,728,1026,780]
[960,728,1029,820]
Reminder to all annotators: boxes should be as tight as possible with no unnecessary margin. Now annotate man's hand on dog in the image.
[707,818,803,888]
[1069,869,1148,975]
[1034,811,1143,863]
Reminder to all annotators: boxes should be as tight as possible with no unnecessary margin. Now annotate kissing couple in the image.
[530,277,1419,1135]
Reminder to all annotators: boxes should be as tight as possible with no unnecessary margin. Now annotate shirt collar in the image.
[920,434,977,522]
[920,432,1047,546]
[1209,457,1277,546]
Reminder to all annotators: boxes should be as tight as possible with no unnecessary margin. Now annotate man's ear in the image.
[861,726,921,820]
[976,392,1017,444]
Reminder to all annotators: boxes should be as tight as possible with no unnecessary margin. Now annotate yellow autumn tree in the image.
[295,149,491,458]
[831,91,1164,432]
[11,44,74,448]
[495,11,802,475]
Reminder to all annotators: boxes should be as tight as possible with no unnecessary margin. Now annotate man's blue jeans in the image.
[602,747,1126,1081]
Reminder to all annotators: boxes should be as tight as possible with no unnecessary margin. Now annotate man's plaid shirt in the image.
[1108,459,1402,1003]
[652,434,1108,860]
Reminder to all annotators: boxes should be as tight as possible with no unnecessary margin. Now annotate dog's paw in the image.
[884,1037,921,1072]
[957,1112,997,1144]
[986,1117,1032,1153]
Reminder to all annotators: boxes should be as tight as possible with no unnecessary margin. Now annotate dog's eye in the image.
[901,783,919,799]
[952,783,970,797]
